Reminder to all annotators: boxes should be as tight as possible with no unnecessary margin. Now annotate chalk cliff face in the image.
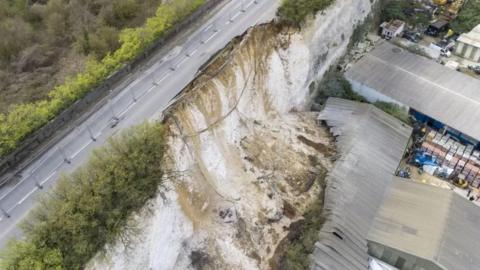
[87,0,377,269]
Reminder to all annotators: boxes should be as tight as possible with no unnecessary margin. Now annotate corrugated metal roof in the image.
[312,98,412,270]
[368,178,480,270]
[345,41,480,140]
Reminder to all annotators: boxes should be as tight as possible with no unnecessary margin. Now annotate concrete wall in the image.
[0,0,224,186]
[368,241,444,270]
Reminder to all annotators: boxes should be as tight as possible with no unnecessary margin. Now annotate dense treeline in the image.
[277,0,334,25]
[0,122,165,270]
[0,0,204,157]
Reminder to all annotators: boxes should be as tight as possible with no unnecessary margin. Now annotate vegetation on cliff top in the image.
[277,0,335,25]
[0,122,165,270]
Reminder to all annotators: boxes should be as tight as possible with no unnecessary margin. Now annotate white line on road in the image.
[17,188,37,205]
[203,31,219,44]
[147,85,156,94]
[187,48,198,57]
[118,100,138,118]
[70,140,93,160]
[231,11,241,21]
[204,24,213,32]
[157,73,170,84]
[41,170,59,186]
[177,57,188,68]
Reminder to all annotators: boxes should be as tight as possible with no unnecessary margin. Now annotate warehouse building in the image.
[368,177,480,270]
[345,41,480,146]
[313,99,480,270]
[313,98,412,270]
[455,24,480,62]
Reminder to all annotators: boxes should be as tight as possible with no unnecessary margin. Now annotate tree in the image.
[451,1,480,33]
[0,17,33,63]
[382,0,409,22]
[277,0,335,25]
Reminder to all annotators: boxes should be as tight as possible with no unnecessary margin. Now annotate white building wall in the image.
[455,42,464,56]
[464,45,473,60]
[348,79,409,109]
[474,46,480,62]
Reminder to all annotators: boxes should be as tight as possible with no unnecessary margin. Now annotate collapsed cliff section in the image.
[162,24,335,269]
[87,0,377,269]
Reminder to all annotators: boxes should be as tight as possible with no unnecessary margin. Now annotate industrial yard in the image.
[380,0,480,78]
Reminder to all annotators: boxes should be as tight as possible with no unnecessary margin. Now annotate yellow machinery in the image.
[453,178,469,189]
[434,0,447,5]
[448,0,464,16]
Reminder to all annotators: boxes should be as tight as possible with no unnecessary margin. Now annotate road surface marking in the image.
[204,24,213,32]
[231,11,241,21]
[118,100,137,118]
[17,188,38,205]
[177,57,188,67]
[157,73,170,84]
[187,48,198,57]
[203,32,219,44]
[41,170,58,186]
[70,140,93,160]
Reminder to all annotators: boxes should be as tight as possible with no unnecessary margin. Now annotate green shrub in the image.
[280,189,325,270]
[0,122,165,270]
[0,0,204,157]
[373,101,410,124]
[451,0,480,33]
[277,0,335,25]
[313,68,366,106]
[381,0,409,22]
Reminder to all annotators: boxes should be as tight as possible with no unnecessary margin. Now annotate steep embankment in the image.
[87,0,376,269]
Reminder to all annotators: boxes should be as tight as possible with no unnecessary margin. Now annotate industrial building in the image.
[313,98,412,269]
[313,99,480,270]
[345,41,480,146]
[368,177,480,270]
[455,24,480,62]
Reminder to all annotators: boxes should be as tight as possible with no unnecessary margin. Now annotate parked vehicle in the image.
[468,65,480,74]
[411,151,439,167]
[402,31,421,43]
[441,48,451,57]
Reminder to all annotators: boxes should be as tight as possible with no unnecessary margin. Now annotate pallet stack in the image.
[420,130,480,187]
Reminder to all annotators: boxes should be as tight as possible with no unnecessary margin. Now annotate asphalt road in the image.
[0,0,280,249]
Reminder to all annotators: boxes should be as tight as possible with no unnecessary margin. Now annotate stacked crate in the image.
[420,129,480,187]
